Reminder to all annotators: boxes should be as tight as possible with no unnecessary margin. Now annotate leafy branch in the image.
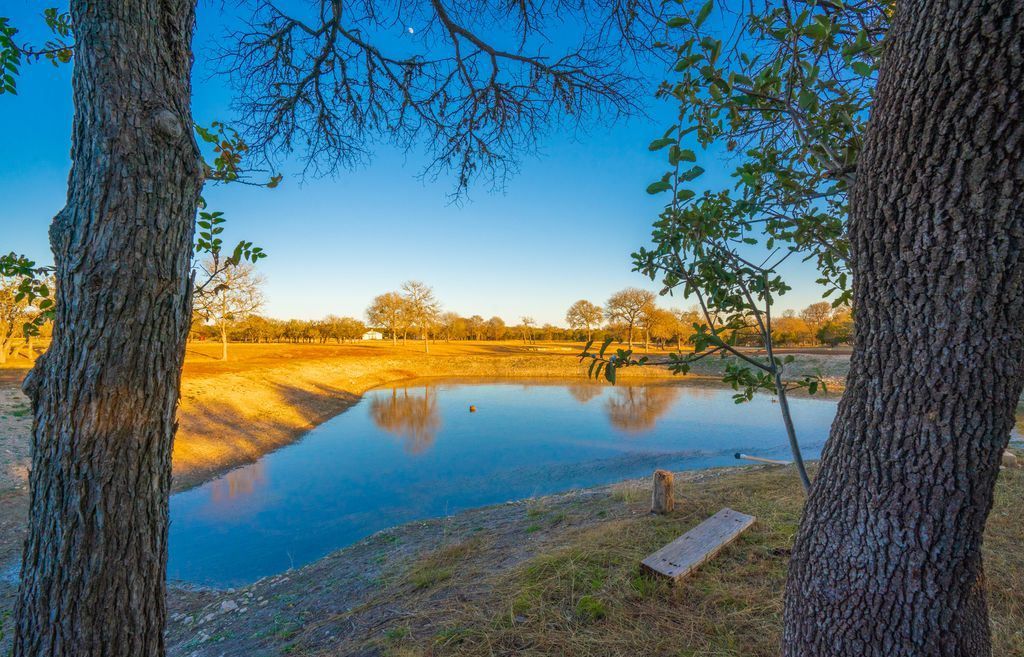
[0,9,73,94]
[0,253,55,337]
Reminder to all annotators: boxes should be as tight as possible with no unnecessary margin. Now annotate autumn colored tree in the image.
[816,306,853,347]
[466,315,485,341]
[565,299,604,341]
[646,307,679,348]
[0,275,31,365]
[486,316,507,341]
[799,301,833,329]
[772,316,815,346]
[672,309,700,350]
[366,292,407,345]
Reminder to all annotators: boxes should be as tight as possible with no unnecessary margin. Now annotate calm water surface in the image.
[168,379,837,586]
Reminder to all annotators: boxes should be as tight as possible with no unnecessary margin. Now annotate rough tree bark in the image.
[13,2,202,656]
[783,2,1023,655]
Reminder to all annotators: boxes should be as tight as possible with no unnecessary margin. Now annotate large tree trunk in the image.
[13,2,201,656]
[783,2,1024,656]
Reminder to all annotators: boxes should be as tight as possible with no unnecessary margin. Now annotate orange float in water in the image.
[469,405,477,412]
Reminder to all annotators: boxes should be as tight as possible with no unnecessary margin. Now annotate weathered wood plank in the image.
[641,508,755,582]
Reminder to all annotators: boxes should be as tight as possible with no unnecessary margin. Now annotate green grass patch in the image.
[406,538,483,591]
[574,595,607,623]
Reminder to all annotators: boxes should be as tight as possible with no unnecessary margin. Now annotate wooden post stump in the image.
[651,469,674,514]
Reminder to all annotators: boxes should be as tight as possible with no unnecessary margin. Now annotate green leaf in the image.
[648,137,675,151]
[680,165,705,182]
[851,61,872,77]
[798,89,818,112]
[695,0,713,28]
[646,180,672,195]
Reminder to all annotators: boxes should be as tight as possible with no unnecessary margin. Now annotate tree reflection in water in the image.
[209,462,267,501]
[604,384,682,433]
[369,386,442,453]
[567,384,603,404]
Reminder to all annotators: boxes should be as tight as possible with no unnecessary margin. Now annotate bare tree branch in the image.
[217,0,667,194]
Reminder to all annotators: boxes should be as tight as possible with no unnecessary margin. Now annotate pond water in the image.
[168,379,838,586]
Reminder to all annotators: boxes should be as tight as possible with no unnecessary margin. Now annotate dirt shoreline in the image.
[161,465,772,657]
[160,461,1023,657]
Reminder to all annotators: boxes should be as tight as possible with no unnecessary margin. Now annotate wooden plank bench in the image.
[641,508,756,582]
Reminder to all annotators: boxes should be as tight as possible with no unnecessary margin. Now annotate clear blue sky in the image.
[0,2,826,326]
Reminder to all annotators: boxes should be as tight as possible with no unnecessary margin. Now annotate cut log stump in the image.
[651,469,674,514]
[641,508,755,582]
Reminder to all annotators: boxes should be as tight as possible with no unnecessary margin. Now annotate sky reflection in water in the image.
[168,379,837,586]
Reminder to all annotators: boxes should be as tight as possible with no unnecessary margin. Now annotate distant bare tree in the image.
[401,281,440,353]
[799,301,833,329]
[193,260,265,360]
[566,299,604,341]
[519,316,536,344]
[605,288,655,350]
